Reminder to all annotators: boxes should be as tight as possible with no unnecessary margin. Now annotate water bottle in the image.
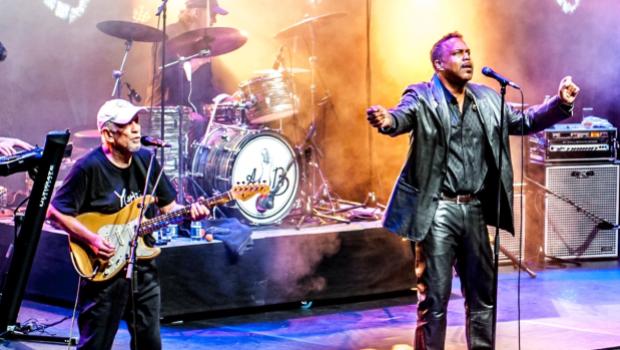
[190,221,203,240]
[154,229,168,246]
[166,224,179,240]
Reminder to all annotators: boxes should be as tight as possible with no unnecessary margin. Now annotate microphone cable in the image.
[515,87,527,350]
[66,276,81,350]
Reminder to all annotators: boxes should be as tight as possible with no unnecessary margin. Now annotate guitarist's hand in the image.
[190,199,210,221]
[90,235,116,260]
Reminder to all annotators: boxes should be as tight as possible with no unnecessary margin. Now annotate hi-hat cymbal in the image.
[97,20,165,42]
[168,27,247,58]
[275,12,347,39]
[254,67,310,76]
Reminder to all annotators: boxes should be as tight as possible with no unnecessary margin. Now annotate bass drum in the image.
[191,126,299,225]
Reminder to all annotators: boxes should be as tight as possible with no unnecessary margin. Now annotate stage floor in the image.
[2,260,620,349]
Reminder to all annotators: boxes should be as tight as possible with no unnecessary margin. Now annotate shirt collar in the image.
[437,78,473,104]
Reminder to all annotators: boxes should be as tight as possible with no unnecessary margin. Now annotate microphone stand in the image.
[125,151,157,286]
[491,83,507,350]
[124,149,160,350]
[157,0,169,180]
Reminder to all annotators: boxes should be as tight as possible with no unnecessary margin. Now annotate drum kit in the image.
[84,11,369,227]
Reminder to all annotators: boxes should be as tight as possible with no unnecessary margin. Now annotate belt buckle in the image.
[456,194,471,204]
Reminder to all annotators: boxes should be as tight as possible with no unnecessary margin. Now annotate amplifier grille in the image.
[544,164,618,259]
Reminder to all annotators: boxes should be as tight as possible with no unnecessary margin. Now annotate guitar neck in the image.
[138,192,232,235]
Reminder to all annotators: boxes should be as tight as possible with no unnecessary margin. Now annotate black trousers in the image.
[77,261,161,350]
[414,200,494,350]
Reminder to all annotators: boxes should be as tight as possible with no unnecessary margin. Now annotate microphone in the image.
[481,66,520,89]
[183,61,192,82]
[0,41,7,61]
[256,193,274,213]
[140,136,171,148]
[125,82,142,103]
[272,46,284,70]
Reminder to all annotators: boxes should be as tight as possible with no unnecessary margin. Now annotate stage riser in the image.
[0,222,415,320]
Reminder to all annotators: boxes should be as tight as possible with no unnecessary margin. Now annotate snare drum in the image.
[191,126,299,225]
[239,71,297,124]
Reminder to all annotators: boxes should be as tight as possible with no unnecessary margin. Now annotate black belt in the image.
[439,193,477,204]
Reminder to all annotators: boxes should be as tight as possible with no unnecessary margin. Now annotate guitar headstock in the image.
[231,182,271,201]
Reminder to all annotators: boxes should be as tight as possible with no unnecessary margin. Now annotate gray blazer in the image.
[382,74,572,241]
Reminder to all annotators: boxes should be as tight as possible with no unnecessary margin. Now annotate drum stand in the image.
[294,122,349,229]
[111,39,133,98]
[290,15,351,229]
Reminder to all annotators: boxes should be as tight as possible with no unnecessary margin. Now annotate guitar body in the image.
[66,183,269,282]
[70,195,160,282]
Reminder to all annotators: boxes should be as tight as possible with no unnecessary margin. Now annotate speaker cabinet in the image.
[544,164,619,259]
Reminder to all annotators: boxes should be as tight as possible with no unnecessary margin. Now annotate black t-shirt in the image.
[52,147,176,217]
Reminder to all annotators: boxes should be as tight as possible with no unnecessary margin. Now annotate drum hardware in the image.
[274,12,347,39]
[144,106,195,203]
[167,27,248,59]
[159,49,211,70]
[254,67,310,76]
[96,20,164,99]
[274,11,348,228]
[292,122,349,229]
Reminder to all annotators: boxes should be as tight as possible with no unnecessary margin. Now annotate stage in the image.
[2,260,620,349]
[0,219,416,320]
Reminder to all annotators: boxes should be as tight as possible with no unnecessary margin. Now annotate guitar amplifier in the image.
[544,164,619,259]
[529,123,616,163]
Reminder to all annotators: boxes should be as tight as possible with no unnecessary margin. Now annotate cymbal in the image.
[254,67,310,75]
[275,12,347,39]
[168,27,247,58]
[97,20,165,42]
[74,129,100,139]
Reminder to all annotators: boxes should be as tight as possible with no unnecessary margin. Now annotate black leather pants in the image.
[414,200,494,350]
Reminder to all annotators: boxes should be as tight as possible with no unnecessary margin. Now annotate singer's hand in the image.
[366,105,394,130]
[189,199,210,221]
[558,76,580,105]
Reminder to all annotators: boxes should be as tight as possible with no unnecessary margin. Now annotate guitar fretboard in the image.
[138,192,232,235]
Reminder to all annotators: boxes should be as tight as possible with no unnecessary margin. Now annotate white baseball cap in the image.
[96,99,146,131]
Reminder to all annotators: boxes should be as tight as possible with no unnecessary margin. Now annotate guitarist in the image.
[48,99,210,350]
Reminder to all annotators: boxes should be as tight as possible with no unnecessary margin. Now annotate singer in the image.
[47,98,210,350]
[366,32,579,350]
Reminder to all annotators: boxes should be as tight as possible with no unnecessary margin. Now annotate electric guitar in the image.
[69,183,269,282]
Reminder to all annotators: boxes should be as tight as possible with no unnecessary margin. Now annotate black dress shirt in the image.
[440,83,489,196]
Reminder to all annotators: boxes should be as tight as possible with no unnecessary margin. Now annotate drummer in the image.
[149,0,228,111]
